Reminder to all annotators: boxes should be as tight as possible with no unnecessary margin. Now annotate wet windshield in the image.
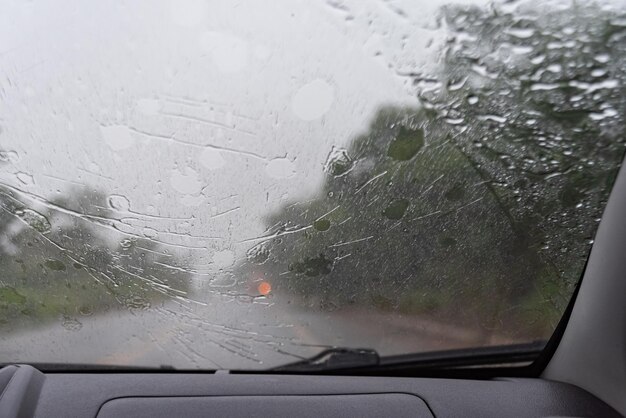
[1,0,625,369]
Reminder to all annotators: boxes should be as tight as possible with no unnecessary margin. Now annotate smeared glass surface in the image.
[1,0,625,369]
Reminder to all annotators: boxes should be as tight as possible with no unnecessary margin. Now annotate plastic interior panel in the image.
[543,156,626,415]
[27,370,621,418]
[96,394,433,418]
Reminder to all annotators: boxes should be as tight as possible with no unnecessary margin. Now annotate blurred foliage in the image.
[0,183,192,331]
[237,2,626,341]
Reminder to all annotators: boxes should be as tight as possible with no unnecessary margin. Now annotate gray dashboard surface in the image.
[4,366,613,418]
[96,394,433,418]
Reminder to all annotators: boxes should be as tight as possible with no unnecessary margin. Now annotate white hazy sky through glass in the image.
[0,0,473,266]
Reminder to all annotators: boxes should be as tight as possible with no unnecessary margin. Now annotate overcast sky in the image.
[0,0,489,271]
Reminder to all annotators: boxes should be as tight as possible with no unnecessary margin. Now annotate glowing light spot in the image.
[257,281,272,296]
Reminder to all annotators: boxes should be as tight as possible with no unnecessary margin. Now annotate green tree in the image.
[0,177,192,331]
[236,2,626,341]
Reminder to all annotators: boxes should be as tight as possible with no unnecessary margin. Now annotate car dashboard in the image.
[0,364,620,417]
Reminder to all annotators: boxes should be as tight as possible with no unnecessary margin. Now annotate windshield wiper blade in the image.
[272,348,380,372]
[376,340,546,371]
[265,342,546,375]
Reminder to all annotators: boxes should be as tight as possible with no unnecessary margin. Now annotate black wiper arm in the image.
[264,342,546,376]
[272,348,380,372]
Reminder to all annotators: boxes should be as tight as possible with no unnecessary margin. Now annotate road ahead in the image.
[0,291,503,370]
